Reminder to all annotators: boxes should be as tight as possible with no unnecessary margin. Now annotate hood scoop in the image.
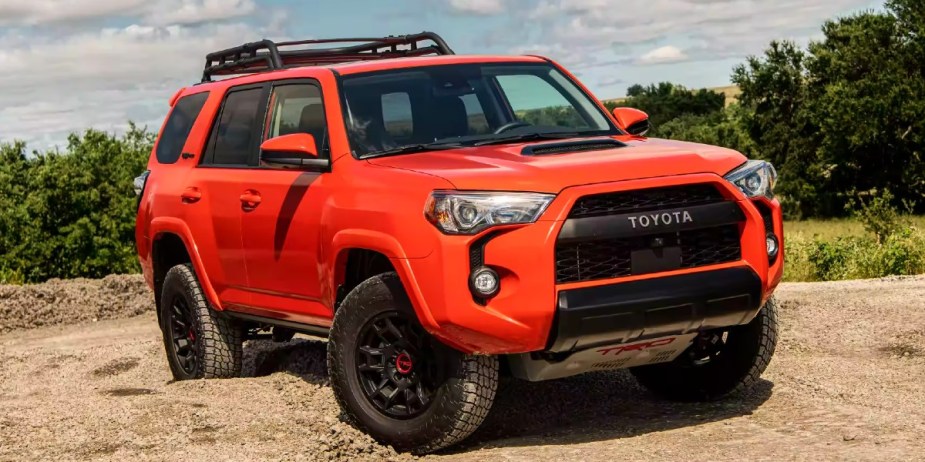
[522,138,626,156]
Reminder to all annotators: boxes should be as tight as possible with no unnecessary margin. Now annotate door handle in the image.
[240,191,262,208]
[180,187,201,204]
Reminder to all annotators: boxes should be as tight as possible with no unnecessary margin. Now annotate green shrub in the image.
[784,226,925,282]
[0,124,153,284]
[0,268,24,285]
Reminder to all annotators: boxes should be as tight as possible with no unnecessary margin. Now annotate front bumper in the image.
[399,173,783,355]
[548,267,763,353]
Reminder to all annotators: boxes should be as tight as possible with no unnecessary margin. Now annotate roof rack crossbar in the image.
[201,32,453,82]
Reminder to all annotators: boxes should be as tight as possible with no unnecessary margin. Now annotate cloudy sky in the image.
[0,0,881,149]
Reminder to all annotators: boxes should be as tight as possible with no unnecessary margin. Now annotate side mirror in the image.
[611,107,650,136]
[259,133,329,170]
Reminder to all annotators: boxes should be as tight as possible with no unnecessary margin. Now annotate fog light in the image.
[766,234,780,258]
[469,267,500,298]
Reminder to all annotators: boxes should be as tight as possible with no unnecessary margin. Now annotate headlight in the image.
[724,160,777,199]
[424,191,555,235]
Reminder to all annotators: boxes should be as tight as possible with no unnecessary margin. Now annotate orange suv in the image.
[135,32,783,453]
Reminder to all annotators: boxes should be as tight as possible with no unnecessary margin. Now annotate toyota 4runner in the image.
[135,32,783,454]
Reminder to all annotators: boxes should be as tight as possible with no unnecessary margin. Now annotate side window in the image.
[205,87,264,166]
[495,74,587,129]
[156,92,209,164]
[381,92,413,140]
[265,84,327,157]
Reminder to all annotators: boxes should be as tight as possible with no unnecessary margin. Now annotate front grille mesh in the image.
[556,183,742,284]
[555,225,741,283]
[568,184,726,219]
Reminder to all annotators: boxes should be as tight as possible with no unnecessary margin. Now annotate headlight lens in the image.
[425,191,555,235]
[724,160,777,199]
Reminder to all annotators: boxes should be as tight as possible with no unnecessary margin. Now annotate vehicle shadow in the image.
[239,337,774,450]
[456,372,774,451]
[242,337,329,385]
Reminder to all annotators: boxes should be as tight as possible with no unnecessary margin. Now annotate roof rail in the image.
[201,31,454,82]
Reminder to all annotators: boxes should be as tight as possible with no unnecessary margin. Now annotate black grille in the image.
[555,225,741,283]
[568,184,726,219]
[679,225,742,269]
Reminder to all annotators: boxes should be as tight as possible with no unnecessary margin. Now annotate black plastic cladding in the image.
[201,32,454,82]
[753,200,778,265]
[548,267,763,353]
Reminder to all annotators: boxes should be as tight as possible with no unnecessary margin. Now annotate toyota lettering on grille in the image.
[627,210,694,229]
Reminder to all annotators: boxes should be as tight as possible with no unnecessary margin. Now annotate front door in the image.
[240,81,331,325]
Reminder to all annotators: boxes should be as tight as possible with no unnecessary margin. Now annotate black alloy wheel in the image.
[355,311,443,418]
[168,294,200,376]
[158,264,243,380]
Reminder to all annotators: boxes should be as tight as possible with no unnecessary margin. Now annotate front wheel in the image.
[630,296,779,401]
[327,273,498,454]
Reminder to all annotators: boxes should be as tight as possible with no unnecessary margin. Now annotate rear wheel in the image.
[159,264,243,380]
[630,296,778,401]
[328,272,498,454]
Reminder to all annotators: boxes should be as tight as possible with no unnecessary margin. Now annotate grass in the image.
[785,216,925,239]
[782,216,925,282]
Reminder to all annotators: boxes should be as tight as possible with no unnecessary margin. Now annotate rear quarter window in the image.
[155,92,209,164]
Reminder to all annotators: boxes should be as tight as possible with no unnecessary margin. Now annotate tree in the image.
[733,0,925,218]
[607,82,726,134]
[657,103,756,155]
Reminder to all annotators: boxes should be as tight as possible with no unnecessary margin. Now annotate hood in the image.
[366,136,747,193]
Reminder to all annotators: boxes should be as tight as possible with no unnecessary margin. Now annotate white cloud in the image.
[0,21,264,146]
[447,0,507,15]
[504,0,873,65]
[146,0,257,26]
[0,0,147,25]
[0,0,255,26]
[639,45,688,65]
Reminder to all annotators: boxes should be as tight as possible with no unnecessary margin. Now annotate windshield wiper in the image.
[473,132,582,147]
[361,142,464,159]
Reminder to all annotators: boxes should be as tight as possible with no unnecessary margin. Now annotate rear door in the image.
[238,80,331,325]
[183,83,270,306]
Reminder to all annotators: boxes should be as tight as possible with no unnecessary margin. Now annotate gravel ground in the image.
[1,276,924,461]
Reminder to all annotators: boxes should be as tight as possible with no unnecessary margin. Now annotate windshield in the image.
[340,63,618,158]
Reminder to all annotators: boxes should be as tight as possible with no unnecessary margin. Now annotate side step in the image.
[224,311,330,339]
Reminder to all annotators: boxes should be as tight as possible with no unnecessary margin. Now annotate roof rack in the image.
[201,31,454,82]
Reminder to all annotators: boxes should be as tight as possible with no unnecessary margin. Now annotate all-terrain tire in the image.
[327,272,498,454]
[159,264,243,380]
[630,296,779,401]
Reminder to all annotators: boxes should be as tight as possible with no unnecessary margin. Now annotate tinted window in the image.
[206,88,264,165]
[495,74,588,129]
[341,63,616,157]
[265,84,327,156]
[156,92,208,164]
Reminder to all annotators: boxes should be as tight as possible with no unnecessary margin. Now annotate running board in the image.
[224,311,330,339]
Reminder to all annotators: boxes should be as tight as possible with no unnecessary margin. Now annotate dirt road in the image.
[1,277,924,461]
